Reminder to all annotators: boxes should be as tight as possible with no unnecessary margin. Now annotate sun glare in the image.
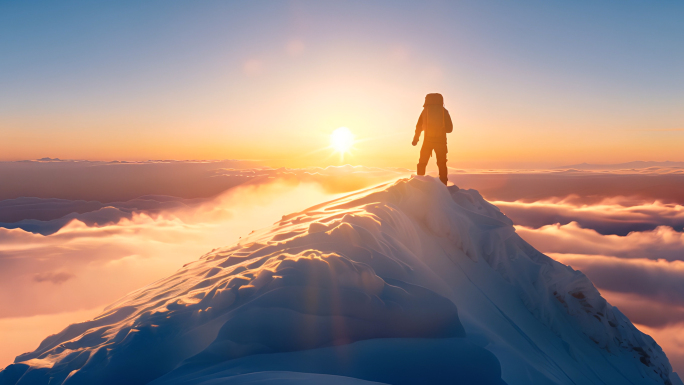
[330,127,355,155]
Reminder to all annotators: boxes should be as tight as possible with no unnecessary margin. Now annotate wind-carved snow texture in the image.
[0,176,679,385]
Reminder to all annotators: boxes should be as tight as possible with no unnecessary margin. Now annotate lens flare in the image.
[330,127,354,155]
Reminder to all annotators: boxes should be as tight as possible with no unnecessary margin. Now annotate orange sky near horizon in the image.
[3,104,683,169]
[3,73,683,170]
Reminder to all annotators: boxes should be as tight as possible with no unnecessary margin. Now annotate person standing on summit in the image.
[412,93,453,185]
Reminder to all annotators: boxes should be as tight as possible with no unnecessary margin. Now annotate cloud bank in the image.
[2,163,684,372]
[496,198,684,236]
[516,222,684,262]
[0,163,408,368]
[450,168,684,373]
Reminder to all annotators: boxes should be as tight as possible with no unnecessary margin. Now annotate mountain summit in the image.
[1,176,680,385]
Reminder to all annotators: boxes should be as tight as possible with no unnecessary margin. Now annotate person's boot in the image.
[417,163,426,176]
[438,164,448,185]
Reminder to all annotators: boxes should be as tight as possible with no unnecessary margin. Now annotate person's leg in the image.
[417,143,433,176]
[435,143,448,185]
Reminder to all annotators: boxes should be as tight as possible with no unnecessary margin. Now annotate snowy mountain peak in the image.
[0,176,679,385]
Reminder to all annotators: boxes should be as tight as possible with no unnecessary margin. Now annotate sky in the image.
[1,0,683,168]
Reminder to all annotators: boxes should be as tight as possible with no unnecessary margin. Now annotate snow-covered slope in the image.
[1,176,680,385]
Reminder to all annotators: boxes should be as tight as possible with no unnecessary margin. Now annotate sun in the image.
[330,127,355,155]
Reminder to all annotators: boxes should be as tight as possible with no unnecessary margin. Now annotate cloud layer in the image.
[0,164,408,367]
[516,222,684,261]
[497,198,684,236]
[454,170,684,374]
[451,170,684,204]
[2,164,684,373]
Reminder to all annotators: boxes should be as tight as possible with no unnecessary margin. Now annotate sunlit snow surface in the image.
[0,177,680,385]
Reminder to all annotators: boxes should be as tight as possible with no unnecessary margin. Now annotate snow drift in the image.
[0,176,680,385]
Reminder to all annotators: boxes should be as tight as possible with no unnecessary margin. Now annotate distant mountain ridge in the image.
[557,161,684,170]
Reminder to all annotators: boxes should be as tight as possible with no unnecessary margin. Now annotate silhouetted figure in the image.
[412,93,453,185]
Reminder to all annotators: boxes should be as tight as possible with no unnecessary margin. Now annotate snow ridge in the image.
[0,176,678,385]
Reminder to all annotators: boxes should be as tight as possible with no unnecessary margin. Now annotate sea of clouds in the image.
[1,160,683,372]
[452,168,684,372]
[0,160,409,367]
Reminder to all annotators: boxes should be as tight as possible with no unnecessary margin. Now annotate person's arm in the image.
[413,110,424,146]
[444,108,453,133]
